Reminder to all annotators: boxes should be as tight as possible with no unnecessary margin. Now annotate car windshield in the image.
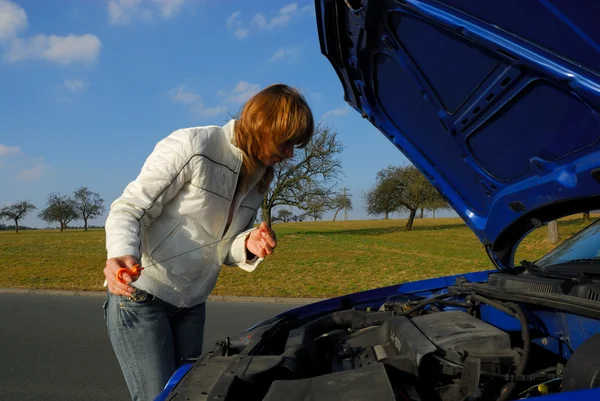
[535,219,600,268]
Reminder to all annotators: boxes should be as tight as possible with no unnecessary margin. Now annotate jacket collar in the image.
[223,119,238,147]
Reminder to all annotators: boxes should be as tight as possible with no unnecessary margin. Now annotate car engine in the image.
[163,289,593,401]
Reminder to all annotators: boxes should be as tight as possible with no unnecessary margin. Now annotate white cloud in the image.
[64,79,89,93]
[193,104,227,117]
[0,144,21,157]
[6,34,101,64]
[226,10,241,29]
[269,14,290,28]
[226,10,250,39]
[169,85,228,117]
[252,13,267,29]
[219,80,261,104]
[322,106,349,120]
[0,144,49,180]
[234,27,249,39]
[252,10,290,30]
[169,85,201,105]
[0,0,27,43]
[280,3,298,14]
[228,3,312,39]
[170,81,261,117]
[155,0,186,18]
[311,92,322,100]
[0,2,101,66]
[268,46,300,62]
[300,4,315,15]
[108,0,190,24]
[17,163,49,181]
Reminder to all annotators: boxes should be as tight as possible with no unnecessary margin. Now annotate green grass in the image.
[0,216,595,298]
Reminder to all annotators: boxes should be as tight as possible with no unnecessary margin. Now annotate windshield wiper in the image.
[519,260,591,283]
[545,258,600,266]
[542,259,600,277]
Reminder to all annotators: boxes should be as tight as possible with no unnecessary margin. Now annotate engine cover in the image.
[412,310,520,375]
[263,363,404,401]
[411,310,510,353]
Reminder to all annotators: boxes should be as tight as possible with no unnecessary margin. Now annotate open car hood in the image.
[315,0,600,268]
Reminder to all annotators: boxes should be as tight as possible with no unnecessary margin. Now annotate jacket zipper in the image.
[220,169,244,240]
[182,162,243,306]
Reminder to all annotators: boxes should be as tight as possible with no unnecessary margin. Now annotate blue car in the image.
[156,1,600,400]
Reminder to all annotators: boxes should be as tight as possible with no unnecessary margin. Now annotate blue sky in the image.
[0,0,452,228]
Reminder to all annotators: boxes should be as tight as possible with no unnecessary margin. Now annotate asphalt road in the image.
[0,293,304,401]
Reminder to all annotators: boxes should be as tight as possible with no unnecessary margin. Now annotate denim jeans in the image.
[103,290,206,401]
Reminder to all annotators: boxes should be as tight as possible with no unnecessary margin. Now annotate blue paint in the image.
[157,270,600,399]
[528,388,600,400]
[478,305,600,360]
[158,2,600,398]
[538,0,600,54]
[315,0,600,266]
[271,270,492,320]
[480,304,521,331]
[153,363,193,401]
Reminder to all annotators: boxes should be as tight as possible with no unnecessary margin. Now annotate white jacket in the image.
[105,120,265,307]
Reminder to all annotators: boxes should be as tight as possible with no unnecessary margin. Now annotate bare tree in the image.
[38,193,78,232]
[293,213,307,222]
[261,124,343,226]
[73,187,105,231]
[304,192,333,221]
[0,201,36,233]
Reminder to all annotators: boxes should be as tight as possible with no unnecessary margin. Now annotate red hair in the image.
[235,84,314,192]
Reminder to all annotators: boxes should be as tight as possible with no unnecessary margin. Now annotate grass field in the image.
[0,216,595,298]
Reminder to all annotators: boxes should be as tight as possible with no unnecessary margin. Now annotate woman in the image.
[102,84,314,401]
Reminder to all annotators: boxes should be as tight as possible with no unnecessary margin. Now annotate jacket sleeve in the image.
[224,207,263,272]
[105,129,198,260]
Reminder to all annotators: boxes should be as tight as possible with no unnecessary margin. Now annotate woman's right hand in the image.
[104,255,139,297]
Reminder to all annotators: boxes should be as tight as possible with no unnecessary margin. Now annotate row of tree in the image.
[0,187,105,233]
[0,124,450,233]
[1,124,450,233]
[270,192,353,224]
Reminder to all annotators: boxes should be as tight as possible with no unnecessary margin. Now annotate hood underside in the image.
[315,0,600,267]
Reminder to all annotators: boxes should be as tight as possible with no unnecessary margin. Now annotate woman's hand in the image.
[245,222,277,259]
[104,255,139,297]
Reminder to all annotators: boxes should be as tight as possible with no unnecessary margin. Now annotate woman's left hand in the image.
[246,222,277,258]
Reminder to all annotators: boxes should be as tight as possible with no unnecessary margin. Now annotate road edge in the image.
[0,288,326,304]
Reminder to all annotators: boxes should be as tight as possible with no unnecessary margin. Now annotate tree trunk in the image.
[548,220,559,244]
[583,211,591,224]
[406,209,417,231]
[261,204,272,227]
[84,218,88,231]
[332,209,340,221]
[384,211,389,220]
[60,221,65,232]
[420,208,424,219]
[14,218,19,233]
[433,209,436,219]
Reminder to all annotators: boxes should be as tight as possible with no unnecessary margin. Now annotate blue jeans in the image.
[104,290,206,401]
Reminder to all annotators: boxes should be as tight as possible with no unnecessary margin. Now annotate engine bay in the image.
[164,279,600,401]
